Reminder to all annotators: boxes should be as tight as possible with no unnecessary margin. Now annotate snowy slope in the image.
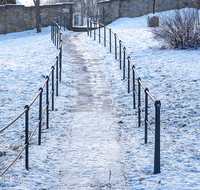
[0,9,200,189]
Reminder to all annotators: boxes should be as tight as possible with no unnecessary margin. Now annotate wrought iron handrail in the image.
[87,18,161,174]
[0,18,63,177]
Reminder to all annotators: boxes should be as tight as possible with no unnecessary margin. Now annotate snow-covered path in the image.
[53,32,124,188]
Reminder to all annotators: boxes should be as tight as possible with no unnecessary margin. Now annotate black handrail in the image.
[87,18,161,174]
[0,18,63,177]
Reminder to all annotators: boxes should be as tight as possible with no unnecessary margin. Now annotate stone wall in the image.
[0,3,73,34]
[98,0,196,25]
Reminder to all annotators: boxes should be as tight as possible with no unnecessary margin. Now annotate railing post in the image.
[51,20,53,41]
[59,44,62,82]
[123,47,126,80]
[57,26,59,49]
[145,88,149,144]
[99,19,101,43]
[119,40,121,69]
[104,25,106,47]
[51,66,54,111]
[128,56,130,93]
[115,33,117,60]
[56,56,58,96]
[132,66,136,109]
[38,88,43,145]
[24,105,29,170]
[55,23,56,47]
[138,78,141,128]
[90,20,92,37]
[94,22,96,41]
[46,76,49,129]
[154,100,161,174]
[109,29,111,52]
[87,19,89,36]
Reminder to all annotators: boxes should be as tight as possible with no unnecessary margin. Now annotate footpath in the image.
[54,32,125,189]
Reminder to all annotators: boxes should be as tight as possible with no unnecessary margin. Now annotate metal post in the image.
[87,19,89,36]
[24,105,29,170]
[109,29,111,52]
[145,88,148,144]
[138,78,141,128]
[128,57,130,93]
[51,21,52,41]
[132,66,136,109]
[94,22,96,41]
[115,33,117,60]
[154,100,161,174]
[57,26,59,49]
[104,25,106,47]
[119,40,121,69]
[59,45,62,82]
[38,88,43,145]
[56,56,58,96]
[46,76,49,129]
[90,20,92,37]
[51,66,54,111]
[123,47,126,80]
[99,19,101,43]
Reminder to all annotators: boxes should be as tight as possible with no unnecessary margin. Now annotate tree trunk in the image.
[35,0,41,33]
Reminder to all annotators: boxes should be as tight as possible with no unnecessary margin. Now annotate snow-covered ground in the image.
[0,9,200,189]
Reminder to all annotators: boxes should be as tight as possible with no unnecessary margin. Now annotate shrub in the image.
[152,9,200,49]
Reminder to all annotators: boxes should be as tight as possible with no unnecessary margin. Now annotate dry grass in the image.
[152,9,200,49]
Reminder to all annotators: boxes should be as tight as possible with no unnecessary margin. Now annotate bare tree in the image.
[33,0,41,33]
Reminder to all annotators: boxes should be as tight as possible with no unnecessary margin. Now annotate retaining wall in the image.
[98,0,196,25]
[0,3,73,34]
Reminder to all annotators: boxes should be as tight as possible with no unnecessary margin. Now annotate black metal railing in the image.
[87,18,161,174]
[0,18,63,177]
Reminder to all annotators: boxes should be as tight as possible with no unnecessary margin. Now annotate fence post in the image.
[99,19,101,43]
[123,47,126,80]
[24,105,29,170]
[132,66,136,109]
[138,78,141,128]
[104,25,106,47]
[59,45,62,82]
[51,20,53,41]
[38,88,43,145]
[57,26,59,49]
[109,29,111,52]
[56,56,58,96]
[51,66,54,111]
[154,100,161,174]
[115,33,117,60]
[94,22,96,41]
[90,20,92,37]
[87,19,89,36]
[46,76,49,129]
[128,56,130,93]
[119,40,121,69]
[145,88,149,144]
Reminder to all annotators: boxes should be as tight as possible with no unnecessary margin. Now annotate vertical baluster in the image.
[138,78,141,128]
[119,40,121,69]
[46,76,49,129]
[154,101,161,174]
[115,33,117,60]
[109,29,111,52]
[123,47,126,80]
[38,88,43,145]
[132,66,136,109]
[145,88,148,144]
[24,105,29,170]
[128,56,130,93]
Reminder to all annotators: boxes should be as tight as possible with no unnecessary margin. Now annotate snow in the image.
[0,9,200,189]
